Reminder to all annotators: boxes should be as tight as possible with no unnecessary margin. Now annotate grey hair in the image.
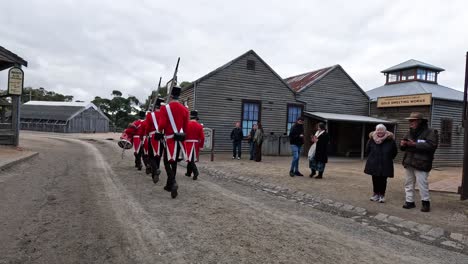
[375,124,387,131]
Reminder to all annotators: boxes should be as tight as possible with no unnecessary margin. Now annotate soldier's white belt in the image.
[185,139,198,143]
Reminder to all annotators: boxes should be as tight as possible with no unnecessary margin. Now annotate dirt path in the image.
[1,134,467,263]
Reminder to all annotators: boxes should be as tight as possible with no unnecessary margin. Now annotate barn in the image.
[20,101,110,133]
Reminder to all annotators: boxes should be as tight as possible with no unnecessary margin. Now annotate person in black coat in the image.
[289,117,305,177]
[364,124,397,203]
[309,122,329,179]
[230,122,244,159]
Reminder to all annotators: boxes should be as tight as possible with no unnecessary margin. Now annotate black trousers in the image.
[147,139,162,173]
[186,152,198,176]
[372,175,388,195]
[134,148,144,166]
[232,141,242,158]
[163,143,181,188]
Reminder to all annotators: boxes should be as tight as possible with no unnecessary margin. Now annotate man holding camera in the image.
[400,112,438,212]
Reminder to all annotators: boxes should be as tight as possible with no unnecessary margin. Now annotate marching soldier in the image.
[185,110,205,180]
[145,97,165,184]
[159,86,189,198]
[123,111,148,170]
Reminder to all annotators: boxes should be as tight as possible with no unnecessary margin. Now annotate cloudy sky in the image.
[1,0,467,102]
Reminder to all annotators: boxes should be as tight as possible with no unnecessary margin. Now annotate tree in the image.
[21,87,74,103]
[92,90,143,130]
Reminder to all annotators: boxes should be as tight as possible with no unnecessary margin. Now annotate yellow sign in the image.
[7,67,24,95]
[377,93,432,108]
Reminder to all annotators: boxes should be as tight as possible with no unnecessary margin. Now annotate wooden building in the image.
[180,50,297,153]
[285,65,391,158]
[367,59,464,166]
[20,101,110,133]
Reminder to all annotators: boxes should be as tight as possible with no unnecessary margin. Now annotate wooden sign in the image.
[7,67,24,96]
[203,128,213,151]
[377,93,432,108]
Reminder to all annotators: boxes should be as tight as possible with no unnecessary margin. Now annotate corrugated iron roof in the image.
[21,101,110,121]
[305,111,393,124]
[284,66,336,92]
[381,59,444,73]
[366,81,463,102]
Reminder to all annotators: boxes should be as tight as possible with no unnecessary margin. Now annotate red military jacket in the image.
[145,110,163,134]
[186,120,205,149]
[159,101,189,135]
[124,119,147,137]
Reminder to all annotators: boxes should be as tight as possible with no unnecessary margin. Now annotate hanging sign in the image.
[7,67,24,96]
[377,93,432,108]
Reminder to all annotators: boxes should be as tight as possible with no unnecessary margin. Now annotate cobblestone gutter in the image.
[194,164,468,255]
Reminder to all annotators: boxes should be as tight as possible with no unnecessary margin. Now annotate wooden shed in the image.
[20,101,110,133]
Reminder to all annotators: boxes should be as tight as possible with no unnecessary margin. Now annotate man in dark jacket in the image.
[289,117,304,177]
[231,122,244,159]
[400,112,438,212]
[248,124,258,160]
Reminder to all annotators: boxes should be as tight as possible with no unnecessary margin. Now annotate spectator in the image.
[364,124,397,203]
[254,122,264,162]
[400,112,438,212]
[308,122,329,179]
[289,117,305,177]
[230,122,243,159]
[248,124,258,160]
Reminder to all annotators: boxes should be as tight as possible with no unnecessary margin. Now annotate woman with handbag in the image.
[308,122,329,179]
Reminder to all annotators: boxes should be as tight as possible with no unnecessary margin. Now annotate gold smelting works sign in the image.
[377,93,432,108]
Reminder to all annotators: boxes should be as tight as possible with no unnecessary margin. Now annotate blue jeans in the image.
[249,141,256,160]
[290,145,302,173]
[233,141,242,158]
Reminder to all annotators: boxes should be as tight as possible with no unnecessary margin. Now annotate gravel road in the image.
[1,133,466,264]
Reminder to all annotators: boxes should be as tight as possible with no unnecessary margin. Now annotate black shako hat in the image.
[138,111,146,119]
[190,110,199,119]
[171,86,181,99]
[155,97,164,108]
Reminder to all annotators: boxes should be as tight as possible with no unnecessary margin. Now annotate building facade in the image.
[20,101,110,133]
[180,50,297,154]
[367,59,464,166]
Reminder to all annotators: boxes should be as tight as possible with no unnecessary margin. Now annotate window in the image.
[427,71,436,82]
[401,70,414,81]
[246,60,256,70]
[388,72,400,83]
[286,104,303,134]
[241,100,260,136]
[417,69,426,80]
[440,119,453,146]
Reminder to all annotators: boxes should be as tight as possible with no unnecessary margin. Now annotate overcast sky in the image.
[1,0,467,102]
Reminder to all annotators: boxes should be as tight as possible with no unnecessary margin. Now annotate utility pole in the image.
[461,51,468,200]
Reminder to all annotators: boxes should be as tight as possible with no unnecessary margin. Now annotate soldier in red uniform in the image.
[145,97,165,184]
[159,86,189,198]
[123,111,148,170]
[184,110,205,180]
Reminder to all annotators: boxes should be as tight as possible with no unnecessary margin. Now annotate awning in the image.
[304,111,394,124]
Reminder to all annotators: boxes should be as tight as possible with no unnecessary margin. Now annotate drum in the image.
[118,132,133,150]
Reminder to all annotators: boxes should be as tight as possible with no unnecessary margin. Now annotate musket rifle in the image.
[165,57,180,103]
[149,76,162,110]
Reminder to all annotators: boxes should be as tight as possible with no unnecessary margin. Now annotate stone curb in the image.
[194,163,468,254]
[0,152,39,171]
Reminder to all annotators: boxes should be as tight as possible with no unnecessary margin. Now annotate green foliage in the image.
[180,81,192,89]
[21,87,74,103]
[92,90,142,131]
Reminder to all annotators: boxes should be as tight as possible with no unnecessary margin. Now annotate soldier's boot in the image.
[171,183,178,199]
[146,167,152,175]
[193,166,199,181]
[421,200,430,212]
[152,169,159,184]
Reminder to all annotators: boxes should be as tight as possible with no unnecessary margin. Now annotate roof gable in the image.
[366,82,463,102]
[184,50,294,93]
[381,59,444,73]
